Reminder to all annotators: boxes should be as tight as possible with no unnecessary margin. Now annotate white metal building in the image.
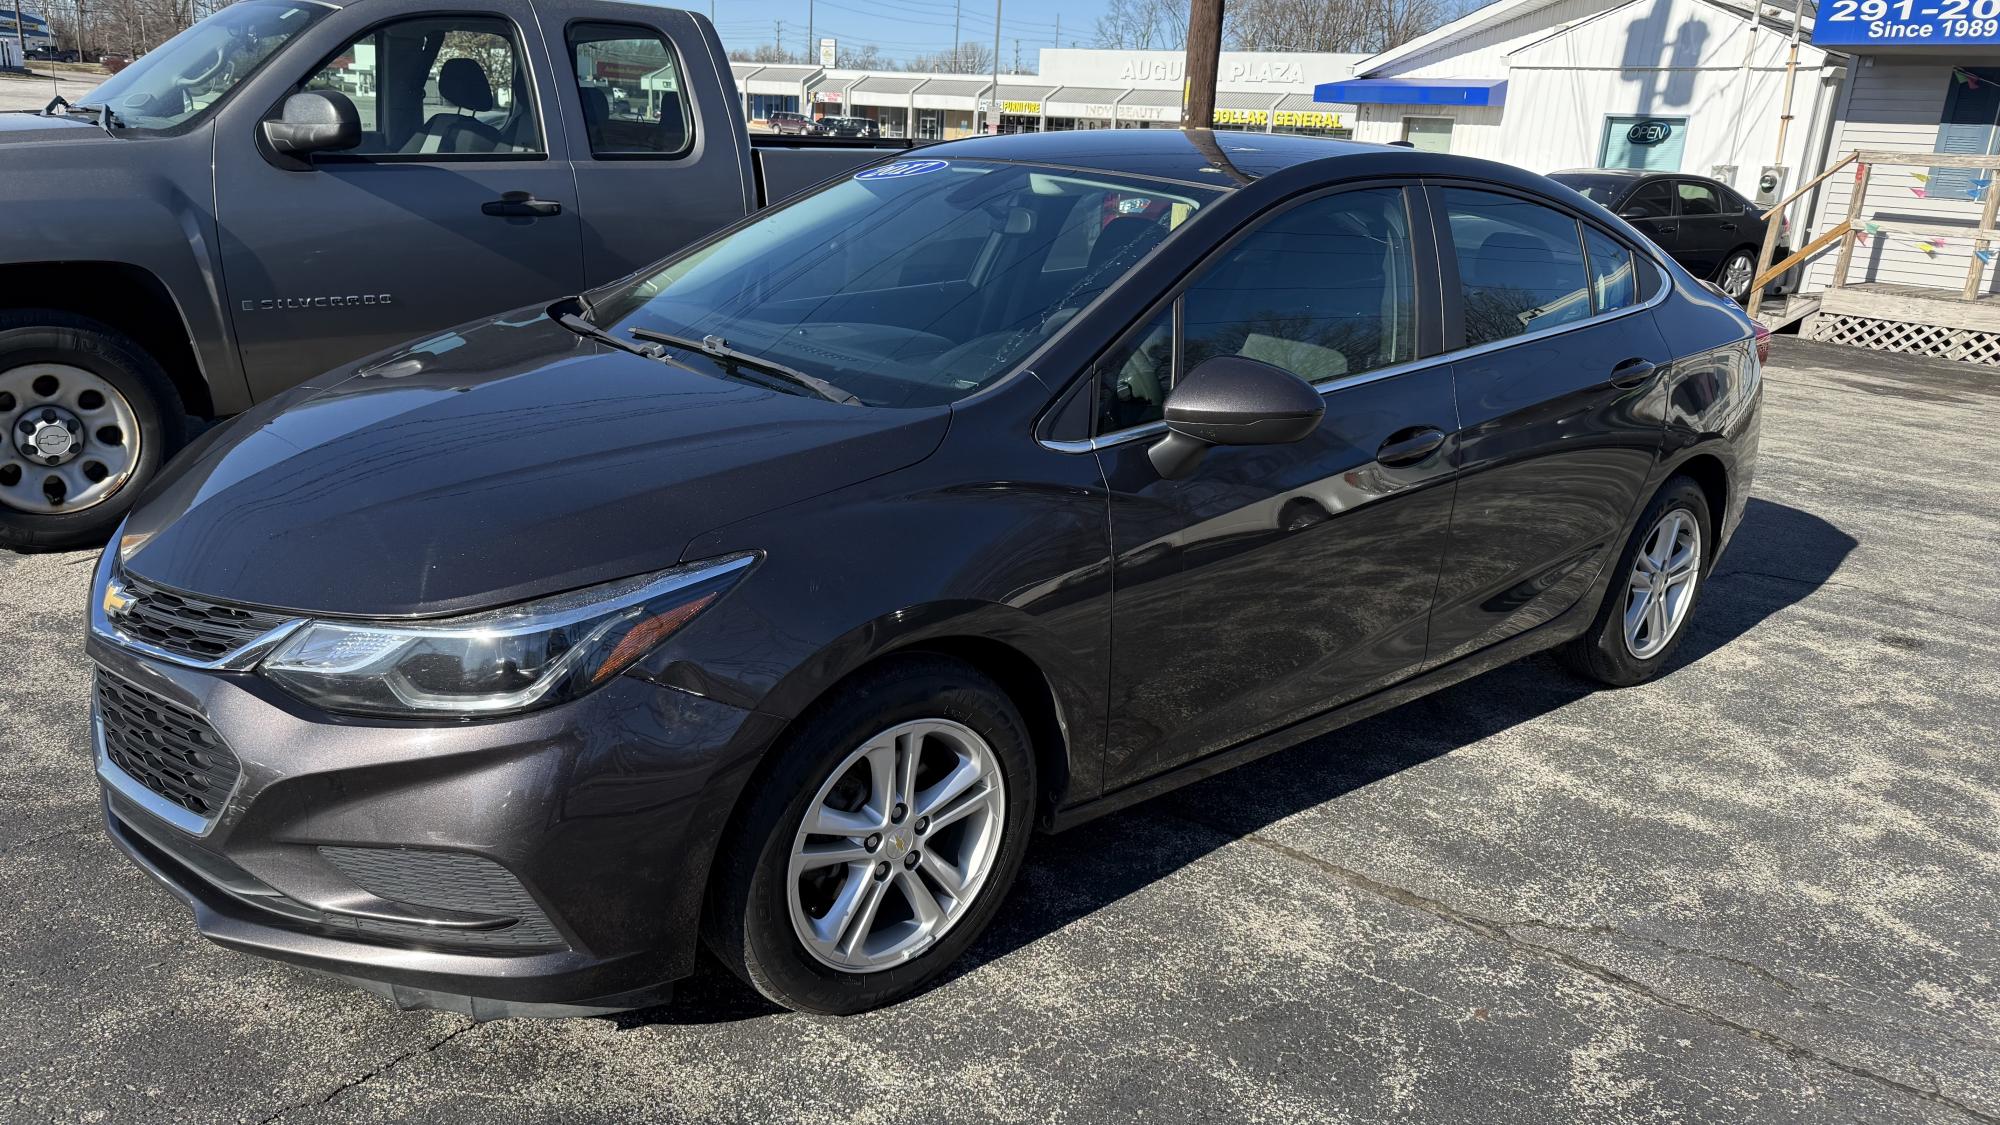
[1317,0,1846,206]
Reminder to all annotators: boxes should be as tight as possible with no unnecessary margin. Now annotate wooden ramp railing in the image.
[1748,149,2000,316]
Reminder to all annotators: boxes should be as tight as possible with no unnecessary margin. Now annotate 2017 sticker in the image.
[856,159,950,181]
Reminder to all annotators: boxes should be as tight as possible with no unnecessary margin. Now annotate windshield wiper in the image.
[57,98,122,134]
[550,306,671,361]
[631,327,862,406]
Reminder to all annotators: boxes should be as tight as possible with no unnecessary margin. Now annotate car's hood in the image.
[119,312,950,617]
[0,111,108,141]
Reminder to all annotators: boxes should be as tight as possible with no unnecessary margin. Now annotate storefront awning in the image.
[851,76,924,107]
[1044,86,1125,117]
[1312,77,1506,106]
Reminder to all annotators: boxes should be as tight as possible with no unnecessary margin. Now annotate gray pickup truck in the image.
[0,0,905,548]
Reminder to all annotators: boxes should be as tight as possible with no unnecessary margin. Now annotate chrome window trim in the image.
[1044,259,1670,456]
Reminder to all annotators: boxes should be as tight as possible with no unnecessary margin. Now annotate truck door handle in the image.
[1720,222,1737,231]
[1376,426,1447,467]
[1608,358,1659,389]
[482,192,563,217]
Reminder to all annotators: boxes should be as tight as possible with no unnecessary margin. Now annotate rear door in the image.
[1618,177,1681,259]
[1671,179,1739,279]
[1092,184,1459,788]
[534,4,753,286]
[214,1,584,401]
[1424,184,1672,667]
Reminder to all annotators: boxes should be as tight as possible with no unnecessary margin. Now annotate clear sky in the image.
[703,0,1102,69]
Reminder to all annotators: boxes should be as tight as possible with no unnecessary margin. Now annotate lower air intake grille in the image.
[96,672,241,819]
[318,846,565,950]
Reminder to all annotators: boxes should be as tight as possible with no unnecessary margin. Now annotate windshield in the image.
[591,159,1219,408]
[1550,173,1636,207]
[78,0,327,130]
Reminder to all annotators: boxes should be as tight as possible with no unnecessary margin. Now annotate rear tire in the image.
[0,310,185,551]
[703,656,1036,1014]
[1717,249,1757,304]
[1560,477,1712,686]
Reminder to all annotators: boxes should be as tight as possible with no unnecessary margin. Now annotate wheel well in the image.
[0,262,214,419]
[1674,454,1729,537]
[897,636,1072,822]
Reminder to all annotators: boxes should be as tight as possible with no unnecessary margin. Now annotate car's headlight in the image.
[259,554,755,718]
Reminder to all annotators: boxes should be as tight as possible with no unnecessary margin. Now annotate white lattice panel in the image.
[1804,313,2000,366]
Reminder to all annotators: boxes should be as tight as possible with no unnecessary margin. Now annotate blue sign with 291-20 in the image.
[1813,0,2000,45]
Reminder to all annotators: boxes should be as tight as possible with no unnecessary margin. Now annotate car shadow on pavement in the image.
[615,497,1856,1027]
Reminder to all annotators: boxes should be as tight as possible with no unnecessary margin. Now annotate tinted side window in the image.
[1624,180,1676,219]
[308,17,543,156]
[568,23,693,156]
[1441,188,1591,347]
[1677,181,1721,215]
[1582,226,1636,313]
[1182,188,1416,383]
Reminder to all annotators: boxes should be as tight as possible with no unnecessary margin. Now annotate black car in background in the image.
[90,131,1762,1019]
[1550,169,1785,303]
[820,114,881,138]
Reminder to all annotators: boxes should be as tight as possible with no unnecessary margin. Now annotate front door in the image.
[1094,185,1458,788]
[214,3,584,401]
[1423,185,1671,666]
[1618,177,1682,261]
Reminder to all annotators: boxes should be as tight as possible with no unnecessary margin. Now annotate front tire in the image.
[0,311,185,550]
[703,656,1036,1014]
[1560,477,1712,686]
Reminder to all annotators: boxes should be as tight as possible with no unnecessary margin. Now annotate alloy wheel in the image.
[787,719,1007,973]
[1722,254,1754,302]
[1624,507,1702,660]
[0,363,143,514]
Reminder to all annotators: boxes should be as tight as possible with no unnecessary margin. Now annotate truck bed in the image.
[751,134,920,207]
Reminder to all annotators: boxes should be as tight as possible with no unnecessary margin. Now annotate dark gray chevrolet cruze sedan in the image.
[87,130,1762,1017]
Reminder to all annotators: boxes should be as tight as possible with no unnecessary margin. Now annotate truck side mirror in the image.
[1148,355,1325,480]
[263,90,361,159]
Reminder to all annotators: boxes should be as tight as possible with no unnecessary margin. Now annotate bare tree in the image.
[1092,0,1191,50]
[836,42,886,69]
[726,43,807,64]
[902,42,992,73]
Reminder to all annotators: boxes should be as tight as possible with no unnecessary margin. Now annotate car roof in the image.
[914,129,1446,187]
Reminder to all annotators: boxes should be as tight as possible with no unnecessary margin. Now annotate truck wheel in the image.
[0,311,185,551]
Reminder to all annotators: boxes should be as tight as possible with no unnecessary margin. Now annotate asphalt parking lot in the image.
[0,70,100,114]
[0,336,1994,1123]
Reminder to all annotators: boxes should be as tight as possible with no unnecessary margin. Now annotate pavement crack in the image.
[1168,810,2000,1125]
[256,1021,476,1123]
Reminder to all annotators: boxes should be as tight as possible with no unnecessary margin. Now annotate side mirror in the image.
[263,89,360,160]
[1619,206,1651,221]
[1148,355,1325,480]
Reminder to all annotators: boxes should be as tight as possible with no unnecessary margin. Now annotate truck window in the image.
[305,16,544,157]
[567,23,694,157]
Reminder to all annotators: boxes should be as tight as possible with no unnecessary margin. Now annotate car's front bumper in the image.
[88,626,785,1018]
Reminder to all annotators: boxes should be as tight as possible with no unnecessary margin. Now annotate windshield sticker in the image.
[856,159,950,181]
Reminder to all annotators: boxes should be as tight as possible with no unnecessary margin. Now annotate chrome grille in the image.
[96,672,241,819]
[109,571,291,662]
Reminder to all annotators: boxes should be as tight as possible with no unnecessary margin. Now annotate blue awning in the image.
[1313,78,1507,107]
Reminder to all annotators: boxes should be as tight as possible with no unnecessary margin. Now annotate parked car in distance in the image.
[99,52,133,73]
[766,109,820,135]
[1549,169,1785,305]
[0,0,910,550]
[90,130,1762,1020]
[820,114,881,138]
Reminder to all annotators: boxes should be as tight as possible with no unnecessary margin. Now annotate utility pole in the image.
[12,5,27,72]
[1012,38,1019,74]
[773,18,783,59]
[1182,0,1223,129]
[1054,14,1060,49]
[988,0,1001,133]
[807,0,814,68]
[952,0,960,71]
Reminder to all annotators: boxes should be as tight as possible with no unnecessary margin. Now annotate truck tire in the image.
[0,311,186,551]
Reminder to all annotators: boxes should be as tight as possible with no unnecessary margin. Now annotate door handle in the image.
[482,191,563,218]
[1720,222,1737,231]
[1608,358,1659,389]
[1376,426,1447,467]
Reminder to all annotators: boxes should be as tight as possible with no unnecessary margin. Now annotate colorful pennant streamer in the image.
[1912,187,1928,198]
[1978,248,1995,265]
[1913,171,1931,183]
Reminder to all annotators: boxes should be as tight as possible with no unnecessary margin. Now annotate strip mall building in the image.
[732,49,1365,140]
